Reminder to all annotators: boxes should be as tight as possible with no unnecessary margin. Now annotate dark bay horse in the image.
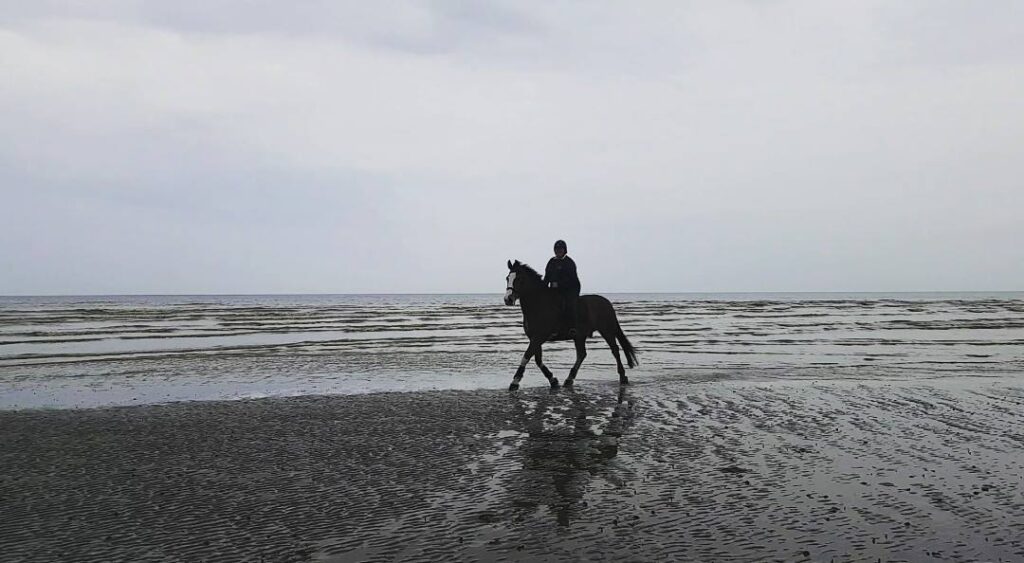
[504,260,638,390]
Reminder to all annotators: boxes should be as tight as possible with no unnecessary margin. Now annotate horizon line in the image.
[2,289,1023,298]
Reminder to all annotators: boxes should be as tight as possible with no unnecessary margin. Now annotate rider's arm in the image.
[565,258,581,291]
[543,258,557,285]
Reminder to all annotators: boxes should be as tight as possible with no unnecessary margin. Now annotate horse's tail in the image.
[616,327,638,368]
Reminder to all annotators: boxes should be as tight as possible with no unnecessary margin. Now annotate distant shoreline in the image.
[3,290,1023,299]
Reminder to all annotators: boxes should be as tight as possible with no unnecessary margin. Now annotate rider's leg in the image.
[566,290,579,336]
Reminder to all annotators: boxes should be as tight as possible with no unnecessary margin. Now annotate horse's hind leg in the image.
[534,347,559,389]
[565,337,587,387]
[600,330,629,385]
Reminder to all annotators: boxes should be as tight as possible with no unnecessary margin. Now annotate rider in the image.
[544,239,581,336]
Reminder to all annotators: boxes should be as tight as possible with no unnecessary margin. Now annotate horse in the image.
[504,260,638,391]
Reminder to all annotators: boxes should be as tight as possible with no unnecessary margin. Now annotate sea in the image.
[1,293,1022,409]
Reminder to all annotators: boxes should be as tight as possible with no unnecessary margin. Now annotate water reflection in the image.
[506,386,636,526]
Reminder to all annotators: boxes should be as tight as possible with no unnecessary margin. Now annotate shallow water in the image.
[1,293,1022,409]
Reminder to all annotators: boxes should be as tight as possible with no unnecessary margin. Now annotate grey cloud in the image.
[1,2,1022,294]
[0,0,546,57]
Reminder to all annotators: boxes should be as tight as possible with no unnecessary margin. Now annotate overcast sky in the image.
[1,1,1022,295]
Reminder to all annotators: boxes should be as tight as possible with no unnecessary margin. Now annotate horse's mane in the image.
[514,261,544,284]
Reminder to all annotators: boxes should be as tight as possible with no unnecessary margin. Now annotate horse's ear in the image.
[507,260,514,270]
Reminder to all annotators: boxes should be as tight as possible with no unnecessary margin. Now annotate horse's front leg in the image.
[509,338,543,391]
[564,336,587,387]
[534,346,559,390]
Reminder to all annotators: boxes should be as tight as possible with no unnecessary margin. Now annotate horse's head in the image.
[505,259,544,305]
[504,259,521,306]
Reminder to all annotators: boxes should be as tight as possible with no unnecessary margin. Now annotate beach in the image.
[3,376,1024,562]
[6,1,1024,559]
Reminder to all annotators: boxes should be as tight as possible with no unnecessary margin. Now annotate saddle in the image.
[521,294,584,341]
[549,295,582,341]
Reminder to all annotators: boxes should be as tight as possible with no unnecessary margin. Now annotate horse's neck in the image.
[518,281,549,307]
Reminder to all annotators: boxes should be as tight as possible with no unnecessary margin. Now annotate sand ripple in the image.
[2,378,1023,561]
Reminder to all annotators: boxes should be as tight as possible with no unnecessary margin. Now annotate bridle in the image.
[504,271,519,305]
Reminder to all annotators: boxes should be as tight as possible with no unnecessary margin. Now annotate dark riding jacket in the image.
[544,256,581,294]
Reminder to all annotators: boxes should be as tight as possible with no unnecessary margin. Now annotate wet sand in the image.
[2,377,1024,562]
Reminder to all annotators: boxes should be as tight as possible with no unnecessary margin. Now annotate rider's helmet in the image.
[554,240,567,252]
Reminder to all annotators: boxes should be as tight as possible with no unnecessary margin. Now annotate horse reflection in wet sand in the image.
[504,260,639,391]
[507,387,636,527]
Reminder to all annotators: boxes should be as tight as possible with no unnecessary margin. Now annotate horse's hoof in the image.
[509,383,520,391]
[564,379,575,388]
[549,378,560,389]
[619,376,629,385]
